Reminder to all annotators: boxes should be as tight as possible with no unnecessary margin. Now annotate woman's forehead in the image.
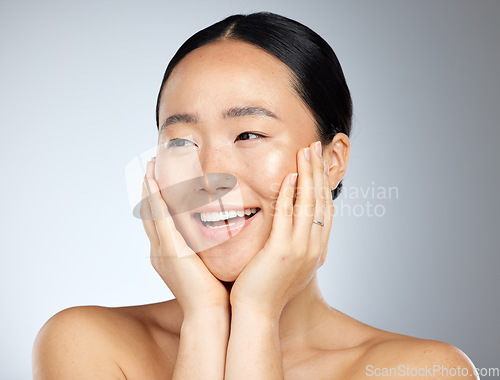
[162,41,294,95]
[174,40,290,75]
[158,40,301,120]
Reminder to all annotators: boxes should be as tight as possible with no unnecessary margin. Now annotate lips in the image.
[199,208,259,224]
[192,207,261,242]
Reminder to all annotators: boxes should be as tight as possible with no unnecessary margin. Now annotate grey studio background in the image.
[1,0,499,378]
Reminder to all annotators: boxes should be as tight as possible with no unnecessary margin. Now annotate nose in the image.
[205,172,234,189]
[204,173,237,197]
[197,145,238,200]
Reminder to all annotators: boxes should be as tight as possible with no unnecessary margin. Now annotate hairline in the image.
[157,36,323,140]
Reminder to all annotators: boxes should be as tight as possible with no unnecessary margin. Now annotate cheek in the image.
[155,148,204,186]
[243,147,296,201]
[154,148,205,213]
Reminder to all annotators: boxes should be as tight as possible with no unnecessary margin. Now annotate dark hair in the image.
[155,12,352,200]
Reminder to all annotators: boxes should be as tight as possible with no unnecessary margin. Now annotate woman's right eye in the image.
[167,138,195,148]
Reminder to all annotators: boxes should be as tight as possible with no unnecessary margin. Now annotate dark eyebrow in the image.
[224,106,278,119]
[160,113,198,132]
[160,106,277,132]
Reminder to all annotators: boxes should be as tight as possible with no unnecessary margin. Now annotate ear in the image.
[323,133,350,190]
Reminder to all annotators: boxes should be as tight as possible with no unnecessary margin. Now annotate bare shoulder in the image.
[33,301,180,380]
[307,309,478,380]
[356,333,478,379]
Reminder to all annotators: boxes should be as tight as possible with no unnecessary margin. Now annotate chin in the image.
[197,240,258,282]
[210,268,240,283]
[174,207,270,281]
[199,253,247,283]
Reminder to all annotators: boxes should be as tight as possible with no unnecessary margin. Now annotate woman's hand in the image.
[225,140,334,378]
[141,158,229,318]
[142,157,229,379]
[229,140,334,319]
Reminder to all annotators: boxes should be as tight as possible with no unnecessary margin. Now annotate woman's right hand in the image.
[141,158,229,318]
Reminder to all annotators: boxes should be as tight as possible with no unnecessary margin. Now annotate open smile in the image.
[193,207,261,241]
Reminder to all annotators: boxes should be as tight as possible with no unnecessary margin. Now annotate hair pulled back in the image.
[155,12,352,200]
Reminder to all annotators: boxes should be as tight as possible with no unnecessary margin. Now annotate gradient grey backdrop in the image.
[1,0,499,378]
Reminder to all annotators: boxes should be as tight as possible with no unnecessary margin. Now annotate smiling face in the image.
[156,40,319,281]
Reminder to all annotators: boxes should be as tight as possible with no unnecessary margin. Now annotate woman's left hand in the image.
[229,140,334,319]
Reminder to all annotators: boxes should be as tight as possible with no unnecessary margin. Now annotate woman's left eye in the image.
[236,132,265,141]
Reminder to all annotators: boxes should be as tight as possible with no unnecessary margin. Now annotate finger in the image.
[268,172,297,245]
[292,146,315,245]
[319,163,335,267]
[144,159,188,255]
[140,179,159,246]
[309,141,327,256]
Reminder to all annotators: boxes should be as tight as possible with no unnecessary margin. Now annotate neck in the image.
[277,274,332,347]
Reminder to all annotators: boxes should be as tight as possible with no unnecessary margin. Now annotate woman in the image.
[33,12,477,379]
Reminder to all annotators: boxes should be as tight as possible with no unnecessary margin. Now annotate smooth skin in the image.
[33,40,478,379]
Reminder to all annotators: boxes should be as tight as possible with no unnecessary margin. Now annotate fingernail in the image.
[315,141,322,157]
[304,147,311,161]
[289,173,298,185]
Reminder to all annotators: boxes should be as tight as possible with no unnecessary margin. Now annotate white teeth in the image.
[199,208,258,222]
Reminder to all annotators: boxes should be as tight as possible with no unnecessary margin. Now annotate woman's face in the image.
[156,40,319,282]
